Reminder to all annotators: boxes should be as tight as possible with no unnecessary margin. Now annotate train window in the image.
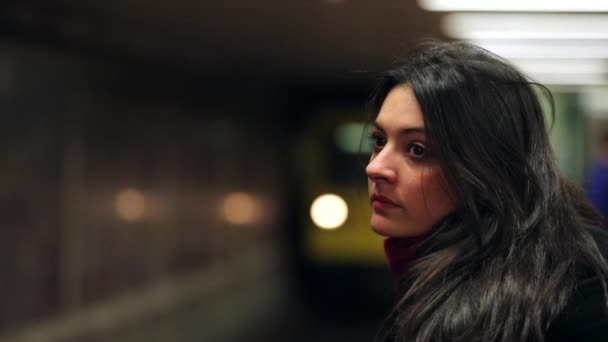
[329,122,371,183]
[334,122,373,154]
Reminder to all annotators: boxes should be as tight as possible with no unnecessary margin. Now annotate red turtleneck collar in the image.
[383,234,428,275]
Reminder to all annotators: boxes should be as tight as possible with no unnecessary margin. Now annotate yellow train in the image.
[294,106,386,267]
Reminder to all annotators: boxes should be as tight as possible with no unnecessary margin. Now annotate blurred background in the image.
[1,1,608,341]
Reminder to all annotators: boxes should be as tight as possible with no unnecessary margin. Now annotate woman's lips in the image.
[371,195,401,209]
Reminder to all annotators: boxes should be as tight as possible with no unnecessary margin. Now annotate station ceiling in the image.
[1,1,444,81]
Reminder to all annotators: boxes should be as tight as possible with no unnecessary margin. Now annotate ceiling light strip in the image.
[443,13,608,40]
[418,0,608,12]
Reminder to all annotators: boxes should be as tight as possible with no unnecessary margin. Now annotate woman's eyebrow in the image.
[372,121,425,136]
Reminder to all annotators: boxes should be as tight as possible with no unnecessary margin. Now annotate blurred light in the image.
[510,59,607,85]
[582,86,608,117]
[222,192,257,225]
[470,40,608,59]
[528,74,607,86]
[511,59,606,75]
[418,0,608,12]
[334,122,372,154]
[443,13,608,40]
[115,189,145,222]
[310,194,348,230]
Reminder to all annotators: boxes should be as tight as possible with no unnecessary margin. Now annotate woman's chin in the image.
[370,218,399,237]
[371,210,409,235]
[370,216,424,238]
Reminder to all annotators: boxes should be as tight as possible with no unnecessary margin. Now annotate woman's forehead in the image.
[376,85,425,134]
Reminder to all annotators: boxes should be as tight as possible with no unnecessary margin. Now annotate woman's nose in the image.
[366,153,396,183]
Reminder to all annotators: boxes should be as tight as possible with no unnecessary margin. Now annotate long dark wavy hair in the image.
[370,41,608,341]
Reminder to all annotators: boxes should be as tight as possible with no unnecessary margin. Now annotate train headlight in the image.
[310,194,348,230]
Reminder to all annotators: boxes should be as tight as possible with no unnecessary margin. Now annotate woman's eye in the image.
[408,143,426,158]
[370,132,386,149]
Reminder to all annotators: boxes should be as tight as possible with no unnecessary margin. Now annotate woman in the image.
[366,41,608,341]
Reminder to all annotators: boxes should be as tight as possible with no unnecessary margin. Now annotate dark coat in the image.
[384,227,608,341]
[545,227,608,341]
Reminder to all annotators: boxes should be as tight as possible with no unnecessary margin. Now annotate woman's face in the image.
[366,85,455,238]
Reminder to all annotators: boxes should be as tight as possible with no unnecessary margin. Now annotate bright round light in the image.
[310,194,348,230]
[222,192,257,225]
[115,188,145,222]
